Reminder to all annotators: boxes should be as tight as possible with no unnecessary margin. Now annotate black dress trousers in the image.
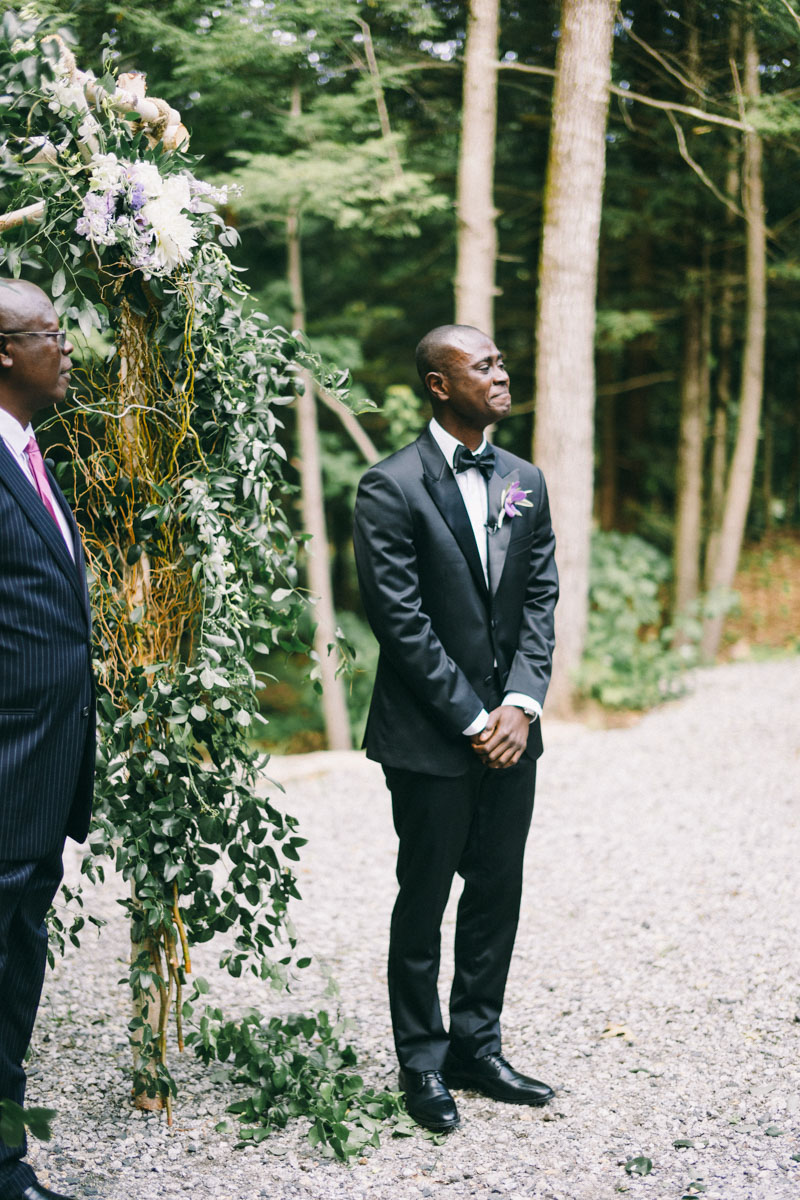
[384,755,536,1073]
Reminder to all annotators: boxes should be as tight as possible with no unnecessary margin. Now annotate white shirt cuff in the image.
[463,709,489,737]
[503,693,541,721]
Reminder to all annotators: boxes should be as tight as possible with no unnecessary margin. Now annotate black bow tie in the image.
[453,442,496,480]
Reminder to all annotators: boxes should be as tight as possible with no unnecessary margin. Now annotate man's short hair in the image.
[415,324,481,397]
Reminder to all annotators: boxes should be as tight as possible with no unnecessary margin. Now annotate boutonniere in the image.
[497,480,533,527]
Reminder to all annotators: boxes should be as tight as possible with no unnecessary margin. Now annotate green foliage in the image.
[595,308,659,350]
[334,610,379,743]
[225,144,447,239]
[579,532,695,709]
[47,881,105,968]
[190,1005,419,1161]
[0,9,352,1116]
[0,1100,56,1148]
[381,383,426,451]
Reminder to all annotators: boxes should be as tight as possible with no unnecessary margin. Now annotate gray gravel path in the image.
[23,657,800,1200]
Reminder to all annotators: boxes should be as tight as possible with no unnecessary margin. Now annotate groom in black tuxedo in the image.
[353,324,558,1131]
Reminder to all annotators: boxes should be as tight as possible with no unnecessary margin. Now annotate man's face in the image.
[0,290,73,420]
[430,329,511,434]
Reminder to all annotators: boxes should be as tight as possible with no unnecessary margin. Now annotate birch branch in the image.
[666,110,746,221]
[497,60,751,132]
[624,25,709,100]
[0,200,46,232]
[353,18,404,181]
[315,383,379,465]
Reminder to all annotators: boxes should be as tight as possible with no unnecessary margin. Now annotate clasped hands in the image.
[470,704,531,769]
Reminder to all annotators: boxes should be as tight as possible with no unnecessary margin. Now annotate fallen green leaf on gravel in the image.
[673,1138,695,1148]
[683,1181,708,1196]
[624,1156,653,1176]
[765,1125,784,1136]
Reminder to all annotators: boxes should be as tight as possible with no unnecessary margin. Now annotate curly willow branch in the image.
[51,278,204,698]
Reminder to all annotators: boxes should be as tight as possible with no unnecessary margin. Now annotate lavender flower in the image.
[497,480,533,527]
[76,190,117,245]
[129,182,147,211]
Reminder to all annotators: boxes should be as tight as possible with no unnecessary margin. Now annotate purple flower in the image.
[129,182,147,211]
[498,480,533,527]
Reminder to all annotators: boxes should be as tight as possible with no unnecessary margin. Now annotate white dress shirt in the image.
[428,419,540,736]
[0,406,76,560]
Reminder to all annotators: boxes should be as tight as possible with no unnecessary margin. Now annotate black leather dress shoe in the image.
[398,1068,460,1131]
[443,1051,554,1106]
[6,1180,81,1200]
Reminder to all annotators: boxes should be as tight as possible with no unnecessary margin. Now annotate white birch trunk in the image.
[532,0,616,715]
[701,25,767,660]
[454,0,500,335]
[287,198,352,751]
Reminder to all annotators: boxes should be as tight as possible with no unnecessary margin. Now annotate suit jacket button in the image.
[81,705,90,718]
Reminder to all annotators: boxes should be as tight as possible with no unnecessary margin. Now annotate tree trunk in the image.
[705,210,735,587]
[533,0,616,715]
[454,0,500,335]
[673,2,711,624]
[622,225,656,525]
[704,32,740,589]
[673,289,708,618]
[286,86,351,750]
[787,368,800,526]
[287,207,352,750]
[761,395,773,533]
[701,23,767,660]
[597,387,617,532]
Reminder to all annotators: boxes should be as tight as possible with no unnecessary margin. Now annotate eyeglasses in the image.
[0,330,68,349]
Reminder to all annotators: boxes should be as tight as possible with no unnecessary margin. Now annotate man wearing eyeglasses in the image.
[0,279,96,1200]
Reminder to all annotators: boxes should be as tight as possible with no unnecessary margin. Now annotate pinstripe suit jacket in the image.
[0,437,95,861]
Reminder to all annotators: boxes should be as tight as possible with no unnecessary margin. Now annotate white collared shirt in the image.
[0,405,76,559]
[428,419,540,735]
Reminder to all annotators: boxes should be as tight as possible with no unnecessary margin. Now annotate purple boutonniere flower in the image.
[497,480,533,527]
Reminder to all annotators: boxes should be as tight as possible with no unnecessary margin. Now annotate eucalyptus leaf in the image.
[624,1157,653,1176]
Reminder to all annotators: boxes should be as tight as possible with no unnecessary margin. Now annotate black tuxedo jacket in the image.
[0,438,95,860]
[354,427,558,777]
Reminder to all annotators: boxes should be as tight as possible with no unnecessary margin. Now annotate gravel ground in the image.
[22,656,800,1200]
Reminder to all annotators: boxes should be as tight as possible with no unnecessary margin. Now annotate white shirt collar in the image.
[428,418,486,469]
[0,405,34,456]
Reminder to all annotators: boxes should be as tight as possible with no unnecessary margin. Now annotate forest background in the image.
[7,0,800,750]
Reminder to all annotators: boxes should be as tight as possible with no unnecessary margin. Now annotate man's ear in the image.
[0,337,12,369]
[426,370,449,403]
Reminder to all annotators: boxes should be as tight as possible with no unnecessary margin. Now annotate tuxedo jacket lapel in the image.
[487,459,519,597]
[48,465,92,628]
[416,428,488,598]
[0,440,88,616]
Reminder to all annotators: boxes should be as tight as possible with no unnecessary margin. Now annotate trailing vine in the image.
[0,9,370,1139]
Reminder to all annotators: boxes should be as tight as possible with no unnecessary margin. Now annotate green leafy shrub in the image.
[579,531,695,709]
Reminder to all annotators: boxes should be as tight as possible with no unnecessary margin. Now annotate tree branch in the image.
[666,110,745,221]
[315,383,379,465]
[777,0,800,31]
[0,200,46,232]
[624,25,710,100]
[353,18,403,180]
[498,61,750,131]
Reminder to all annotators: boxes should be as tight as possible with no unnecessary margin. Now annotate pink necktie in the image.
[25,435,60,525]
